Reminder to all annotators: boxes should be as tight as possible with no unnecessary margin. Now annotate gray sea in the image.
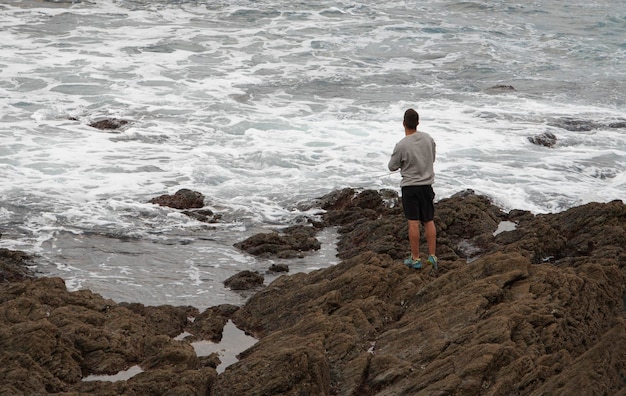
[1,0,624,309]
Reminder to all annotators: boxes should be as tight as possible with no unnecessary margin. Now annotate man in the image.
[388,108,438,271]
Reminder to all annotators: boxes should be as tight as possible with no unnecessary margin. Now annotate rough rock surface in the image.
[149,188,205,210]
[234,224,321,258]
[1,189,625,395]
[224,270,264,291]
[528,131,557,148]
[88,118,129,130]
[0,248,230,395]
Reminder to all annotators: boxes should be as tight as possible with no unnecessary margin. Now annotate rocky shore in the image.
[1,189,625,395]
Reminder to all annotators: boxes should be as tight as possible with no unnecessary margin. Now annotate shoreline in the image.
[1,188,625,395]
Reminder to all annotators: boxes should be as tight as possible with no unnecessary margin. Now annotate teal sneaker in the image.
[404,256,422,269]
[427,255,438,271]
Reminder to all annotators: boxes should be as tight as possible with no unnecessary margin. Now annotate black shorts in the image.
[401,185,435,222]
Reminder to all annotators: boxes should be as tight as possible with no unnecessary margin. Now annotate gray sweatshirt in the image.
[388,131,436,187]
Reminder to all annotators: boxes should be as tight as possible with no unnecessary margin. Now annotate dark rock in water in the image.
[149,188,205,209]
[268,263,289,273]
[89,118,129,130]
[528,131,557,147]
[485,84,516,93]
[549,117,599,132]
[182,208,222,223]
[608,120,626,129]
[0,248,35,282]
[548,117,626,131]
[224,270,264,291]
[234,224,321,258]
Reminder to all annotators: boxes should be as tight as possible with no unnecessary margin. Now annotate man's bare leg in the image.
[408,220,421,260]
[424,220,436,257]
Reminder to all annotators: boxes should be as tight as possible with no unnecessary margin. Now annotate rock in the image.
[549,117,599,132]
[0,274,225,395]
[2,189,625,395]
[149,189,205,209]
[234,225,321,258]
[0,248,35,283]
[118,303,198,337]
[269,263,289,273]
[485,84,516,93]
[186,304,240,342]
[182,209,222,223]
[89,118,129,130]
[608,120,626,129]
[216,191,625,395]
[224,270,264,291]
[528,131,557,147]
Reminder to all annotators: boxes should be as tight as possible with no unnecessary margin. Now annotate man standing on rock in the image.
[388,108,438,271]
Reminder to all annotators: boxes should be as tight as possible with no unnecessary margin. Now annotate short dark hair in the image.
[404,108,419,130]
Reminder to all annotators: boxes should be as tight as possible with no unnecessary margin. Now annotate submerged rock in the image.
[485,84,516,93]
[89,118,129,130]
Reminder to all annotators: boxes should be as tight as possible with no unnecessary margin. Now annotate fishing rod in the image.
[372,170,400,178]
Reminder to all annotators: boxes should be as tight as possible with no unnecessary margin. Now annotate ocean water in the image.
[1,0,624,309]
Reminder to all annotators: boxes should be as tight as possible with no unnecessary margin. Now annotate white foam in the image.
[1,0,624,308]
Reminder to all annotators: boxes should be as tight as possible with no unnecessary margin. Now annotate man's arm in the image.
[388,144,402,171]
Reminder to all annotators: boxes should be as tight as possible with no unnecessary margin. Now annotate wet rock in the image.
[528,131,557,147]
[0,248,35,283]
[217,190,625,395]
[608,120,626,129]
[268,263,289,273]
[186,304,239,342]
[118,303,198,337]
[0,273,223,395]
[234,225,320,258]
[89,118,129,130]
[549,117,599,132]
[485,84,516,93]
[224,270,264,291]
[2,189,625,395]
[149,188,205,209]
[499,199,626,265]
[182,208,222,223]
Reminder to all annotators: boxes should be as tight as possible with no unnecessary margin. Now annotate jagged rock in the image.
[548,117,601,132]
[0,272,224,395]
[149,189,205,209]
[0,248,34,283]
[89,118,129,130]
[224,270,264,291]
[268,263,289,273]
[182,209,222,223]
[485,84,516,93]
[186,304,239,342]
[234,225,320,258]
[2,189,625,395]
[528,131,557,147]
[216,190,625,395]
